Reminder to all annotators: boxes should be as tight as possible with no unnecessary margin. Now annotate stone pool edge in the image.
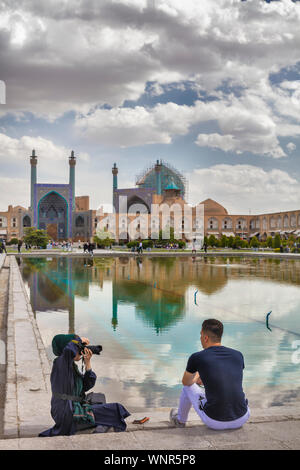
[9,249,300,261]
[4,255,52,438]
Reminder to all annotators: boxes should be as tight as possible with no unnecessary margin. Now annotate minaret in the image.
[112,163,118,191]
[30,149,37,210]
[155,159,162,195]
[112,163,118,209]
[69,150,76,211]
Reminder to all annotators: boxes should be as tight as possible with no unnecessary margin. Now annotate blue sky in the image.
[0,0,300,214]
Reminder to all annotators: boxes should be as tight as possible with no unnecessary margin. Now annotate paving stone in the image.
[135,427,213,450]
[18,435,74,450]
[254,420,300,444]
[0,439,19,450]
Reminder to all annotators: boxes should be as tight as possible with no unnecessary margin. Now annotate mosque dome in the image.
[200,198,228,215]
[135,160,187,199]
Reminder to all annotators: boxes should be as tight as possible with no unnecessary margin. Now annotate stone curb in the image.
[0,254,6,271]
[4,256,52,439]
[8,251,300,260]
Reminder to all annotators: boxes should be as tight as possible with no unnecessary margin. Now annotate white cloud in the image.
[75,103,194,147]
[287,142,296,153]
[75,94,288,158]
[187,164,300,213]
[0,0,300,124]
[0,133,89,166]
[0,133,90,209]
[0,176,29,211]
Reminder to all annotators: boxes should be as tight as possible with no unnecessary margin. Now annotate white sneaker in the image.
[169,408,186,428]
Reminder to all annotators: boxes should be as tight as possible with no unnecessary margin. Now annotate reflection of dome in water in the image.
[38,276,66,303]
[193,264,228,295]
[114,281,185,333]
[200,198,228,215]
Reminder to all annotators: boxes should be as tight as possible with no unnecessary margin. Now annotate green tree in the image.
[8,237,19,245]
[266,236,273,248]
[208,234,218,247]
[227,236,234,248]
[250,236,259,248]
[220,235,228,248]
[232,236,243,249]
[287,235,296,248]
[23,227,49,249]
[241,239,249,248]
[273,233,281,249]
[94,235,113,248]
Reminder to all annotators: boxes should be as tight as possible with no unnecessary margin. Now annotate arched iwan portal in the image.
[38,191,68,240]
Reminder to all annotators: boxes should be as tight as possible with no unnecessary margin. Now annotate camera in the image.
[77,341,102,356]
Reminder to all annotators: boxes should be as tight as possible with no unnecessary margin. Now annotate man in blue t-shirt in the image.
[170,319,250,430]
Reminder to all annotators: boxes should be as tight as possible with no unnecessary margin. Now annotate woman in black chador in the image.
[39,334,130,436]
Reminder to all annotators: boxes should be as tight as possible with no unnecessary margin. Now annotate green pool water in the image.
[17,255,300,410]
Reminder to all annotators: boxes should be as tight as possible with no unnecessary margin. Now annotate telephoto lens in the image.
[82,343,102,355]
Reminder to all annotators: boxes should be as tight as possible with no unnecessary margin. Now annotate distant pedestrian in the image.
[192,238,196,255]
[17,240,23,253]
[138,241,143,254]
[203,242,207,253]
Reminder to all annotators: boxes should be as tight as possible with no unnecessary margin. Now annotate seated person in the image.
[170,319,250,430]
[39,334,130,436]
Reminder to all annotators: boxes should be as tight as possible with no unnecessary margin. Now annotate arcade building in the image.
[97,160,300,243]
[1,154,300,243]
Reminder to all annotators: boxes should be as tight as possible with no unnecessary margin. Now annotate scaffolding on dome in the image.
[135,160,189,201]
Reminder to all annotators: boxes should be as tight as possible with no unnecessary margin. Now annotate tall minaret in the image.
[30,149,37,210]
[155,159,162,195]
[112,163,118,209]
[112,163,118,191]
[69,150,76,211]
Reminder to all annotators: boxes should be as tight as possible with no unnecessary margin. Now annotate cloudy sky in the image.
[0,0,300,214]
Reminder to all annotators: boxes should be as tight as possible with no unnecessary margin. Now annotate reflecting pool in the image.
[17,255,300,410]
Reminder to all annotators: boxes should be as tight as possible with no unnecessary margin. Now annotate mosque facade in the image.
[96,160,300,243]
[0,150,94,243]
[1,155,300,243]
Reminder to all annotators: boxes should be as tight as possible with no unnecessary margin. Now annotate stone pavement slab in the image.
[0,418,299,450]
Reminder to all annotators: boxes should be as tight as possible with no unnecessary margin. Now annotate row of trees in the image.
[205,233,299,250]
[94,228,186,249]
[10,227,300,251]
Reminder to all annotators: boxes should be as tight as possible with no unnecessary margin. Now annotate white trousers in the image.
[177,384,250,430]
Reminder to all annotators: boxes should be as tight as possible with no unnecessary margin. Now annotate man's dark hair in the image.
[202,319,223,342]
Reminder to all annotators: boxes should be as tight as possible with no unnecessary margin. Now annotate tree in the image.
[232,236,243,249]
[208,234,218,247]
[94,235,113,248]
[250,236,259,248]
[8,237,19,245]
[266,236,273,248]
[220,235,228,248]
[23,227,49,249]
[273,233,281,249]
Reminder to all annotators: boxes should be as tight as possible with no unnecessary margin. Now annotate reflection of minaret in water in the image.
[112,288,118,331]
[68,258,75,333]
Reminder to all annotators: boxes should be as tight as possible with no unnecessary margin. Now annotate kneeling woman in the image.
[39,334,130,436]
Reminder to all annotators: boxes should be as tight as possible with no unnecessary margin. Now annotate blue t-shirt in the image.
[186,346,248,422]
